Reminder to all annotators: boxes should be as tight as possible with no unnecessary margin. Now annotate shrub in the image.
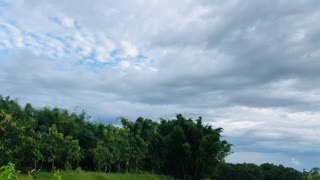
[52,169,63,180]
[0,163,20,180]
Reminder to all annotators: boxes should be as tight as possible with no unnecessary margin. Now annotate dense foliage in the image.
[1,95,318,180]
[216,163,307,180]
[0,96,231,179]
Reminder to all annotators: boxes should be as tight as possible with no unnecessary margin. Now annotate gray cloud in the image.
[1,0,320,170]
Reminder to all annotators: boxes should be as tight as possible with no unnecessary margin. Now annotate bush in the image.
[0,163,20,180]
[52,169,63,180]
[75,166,82,173]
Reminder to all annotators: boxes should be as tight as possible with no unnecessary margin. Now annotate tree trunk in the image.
[109,164,111,173]
[52,159,55,169]
[135,160,138,173]
[126,162,128,173]
[39,161,43,172]
[104,165,108,172]
[34,160,37,173]
[118,163,120,173]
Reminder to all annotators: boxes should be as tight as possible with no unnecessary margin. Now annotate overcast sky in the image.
[1,0,320,170]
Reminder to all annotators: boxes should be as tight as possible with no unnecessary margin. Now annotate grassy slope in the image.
[19,171,173,180]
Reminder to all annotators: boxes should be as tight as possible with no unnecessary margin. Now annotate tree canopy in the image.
[0,95,232,179]
[0,95,313,179]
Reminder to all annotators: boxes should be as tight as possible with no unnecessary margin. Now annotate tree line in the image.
[0,95,232,179]
[0,95,318,179]
[216,163,320,180]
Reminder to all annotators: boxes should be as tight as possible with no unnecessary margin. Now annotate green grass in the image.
[19,171,173,180]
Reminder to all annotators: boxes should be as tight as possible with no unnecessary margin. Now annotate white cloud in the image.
[121,41,139,58]
[291,157,300,166]
[94,35,116,62]
[119,60,131,69]
[60,15,75,28]
[0,18,135,63]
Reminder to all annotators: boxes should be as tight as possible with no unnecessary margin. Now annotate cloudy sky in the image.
[1,0,320,170]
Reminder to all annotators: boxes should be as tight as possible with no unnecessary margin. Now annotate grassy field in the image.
[19,171,173,180]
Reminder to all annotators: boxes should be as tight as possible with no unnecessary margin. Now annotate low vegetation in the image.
[19,171,172,180]
[0,163,19,180]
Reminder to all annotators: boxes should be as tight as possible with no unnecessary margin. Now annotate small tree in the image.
[93,142,110,172]
[46,125,64,168]
[63,136,82,170]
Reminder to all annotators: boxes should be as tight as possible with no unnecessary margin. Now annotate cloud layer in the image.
[1,0,320,170]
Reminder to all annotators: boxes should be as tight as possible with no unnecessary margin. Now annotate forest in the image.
[0,95,319,180]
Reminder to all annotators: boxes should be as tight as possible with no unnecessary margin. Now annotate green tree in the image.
[63,136,82,170]
[43,124,65,168]
[93,142,110,172]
